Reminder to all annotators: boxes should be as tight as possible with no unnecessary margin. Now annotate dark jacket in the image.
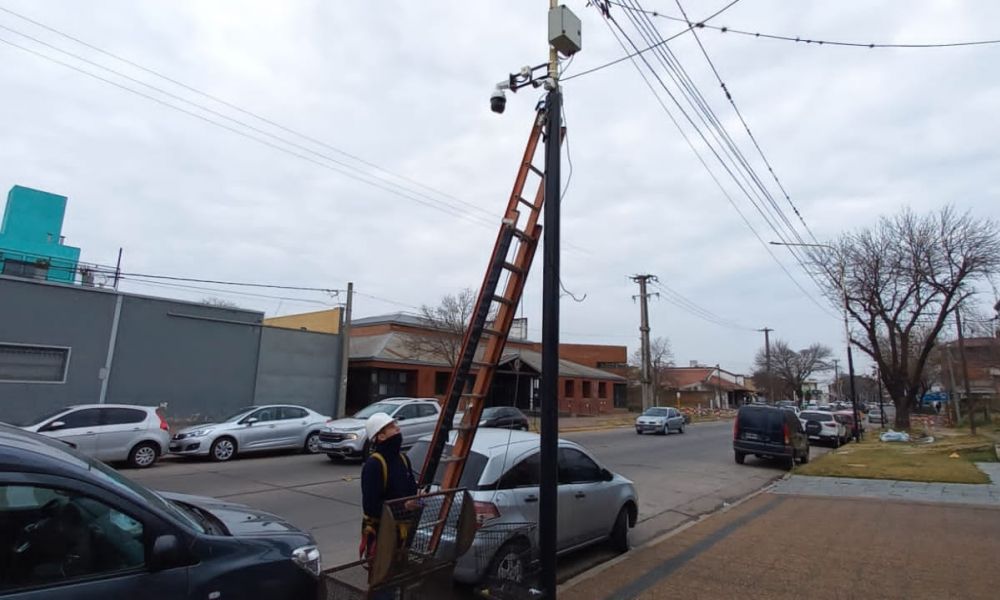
[361,437,418,522]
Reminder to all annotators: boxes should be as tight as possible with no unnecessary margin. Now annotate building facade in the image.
[0,185,81,283]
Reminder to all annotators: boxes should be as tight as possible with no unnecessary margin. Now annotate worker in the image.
[359,412,418,563]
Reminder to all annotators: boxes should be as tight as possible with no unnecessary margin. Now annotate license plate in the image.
[744,433,760,441]
[169,444,181,451]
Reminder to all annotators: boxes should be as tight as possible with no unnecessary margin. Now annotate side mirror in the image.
[45,421,66,431]
[149,534,184,572]
[245,417,259,426]
[601,468,614,482]
[395,415,406,422]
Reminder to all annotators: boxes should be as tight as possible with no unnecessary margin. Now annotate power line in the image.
[608,1,1000,48]
[0,5,494,219]
[562,0,742,81]
[119,276,338,305]
[651,280,754,331]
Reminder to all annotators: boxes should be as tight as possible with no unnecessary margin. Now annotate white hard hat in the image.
[365,412,396,440]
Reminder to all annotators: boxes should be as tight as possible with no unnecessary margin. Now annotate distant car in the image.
[835,410,864,437]
[169,405,329,462]
[407,429,638,585]
[800,410,848,448]
[733,405,809,469]
[777,404,801,417]
[478,406,530,430]
[320,397,440,460]
[804,403,820,411]
[19,404,171,469]
[635,407,685,435]
[0,424,320,599]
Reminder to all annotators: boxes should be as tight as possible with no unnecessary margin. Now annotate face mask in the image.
[378,432,403,454]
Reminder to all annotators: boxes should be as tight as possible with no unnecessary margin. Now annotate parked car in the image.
[634,407,686,435]
[18,404,170,469]
[478,406,530,430]
[406,429,638,585]
[319,398,440,461]
[169,405,329,462]
[732,405,809,468]
[0,423,319,599]
[835,410,864,436]
[800,410,848,447]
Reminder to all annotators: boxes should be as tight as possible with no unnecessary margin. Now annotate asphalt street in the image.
[128,420,825,581]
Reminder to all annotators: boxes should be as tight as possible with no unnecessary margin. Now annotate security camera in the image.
[490,86,507,114]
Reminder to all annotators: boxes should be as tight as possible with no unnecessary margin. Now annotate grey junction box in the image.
[548,5,582,56]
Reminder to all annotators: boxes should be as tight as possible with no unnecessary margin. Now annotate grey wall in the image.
[254,326,341,417]
[107,295,263,424]
[0,277,116,424]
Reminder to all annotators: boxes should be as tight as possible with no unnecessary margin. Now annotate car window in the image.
[558,448,604,484]
[642,408,669,417]
[394,405,420,421]
[280,407,308,420]
[248,407,278,422]
[497,452,541,489]
[0,485,145,592]
[800,411,833,422]
[404,441,488,490]
[42,408,102,431]
[102,408,147,426]
[417,404,438,418]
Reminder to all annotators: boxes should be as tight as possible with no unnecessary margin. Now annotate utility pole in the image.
[113,247,123,289]
[875,366,887,427]
[758,327,773,402]
[337,282,353,418]
[631,274,658,411]
[715,363,722,409]
[832,359,840,401]
[956,307,976,434]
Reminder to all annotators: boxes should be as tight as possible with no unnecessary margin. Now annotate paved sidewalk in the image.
[561,490,1000,599]
[772,462,1000,506]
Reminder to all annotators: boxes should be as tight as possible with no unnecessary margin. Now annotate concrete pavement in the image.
[562,492,1000,599]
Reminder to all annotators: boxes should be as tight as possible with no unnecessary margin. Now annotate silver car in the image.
[169,404,330,462]
[635,406,686,435]
[406,429,638,584]
[319,397,441,460]
[19,403,171,468]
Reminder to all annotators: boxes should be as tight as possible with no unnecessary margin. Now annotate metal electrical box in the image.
[548,5,582,56]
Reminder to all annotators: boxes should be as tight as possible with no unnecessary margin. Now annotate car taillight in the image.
[783,423,790,445]
[158,413,170,431]
[473,501,501,527]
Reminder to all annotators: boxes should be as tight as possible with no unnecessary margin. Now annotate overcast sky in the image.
[2,1,999,380]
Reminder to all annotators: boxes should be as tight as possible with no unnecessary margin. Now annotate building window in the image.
[435,371,450,395]
[0,343,69,383]
[1,259,49,280]
[564,380,575,398]
[582,381,592,398]
[598,382,607,398]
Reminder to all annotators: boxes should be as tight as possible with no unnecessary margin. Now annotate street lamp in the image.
[770,241,862,442]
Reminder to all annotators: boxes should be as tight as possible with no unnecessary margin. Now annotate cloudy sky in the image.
[2,0,999,380]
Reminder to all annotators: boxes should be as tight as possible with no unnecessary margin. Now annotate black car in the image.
[478,406,530,430]
[0,424,319,599]
[732,405,809,469]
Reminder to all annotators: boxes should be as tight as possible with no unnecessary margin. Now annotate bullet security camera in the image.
[490,86,507,114]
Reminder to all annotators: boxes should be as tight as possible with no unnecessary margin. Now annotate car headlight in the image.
[189,428,214,437]
[291,544,321,577]
[344,433,358,440]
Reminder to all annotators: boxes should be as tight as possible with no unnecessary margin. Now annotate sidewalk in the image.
[562,474,1000,599]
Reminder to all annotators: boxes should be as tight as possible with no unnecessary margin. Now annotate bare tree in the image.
[817,207,1000,429]
[753,340,832,402]
[201,297,240,309]
[631,337,673,402]
[401,288,477,366]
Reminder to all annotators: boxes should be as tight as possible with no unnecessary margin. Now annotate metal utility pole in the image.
[715,363,722,409]
[956,307,976,434]
[832,359,840,401]
[113,247,123,289]
[337,282,353,418]
[631,274,658,411]
[758,327,773,402]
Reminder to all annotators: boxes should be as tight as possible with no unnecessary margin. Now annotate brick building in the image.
[345,312,627,416]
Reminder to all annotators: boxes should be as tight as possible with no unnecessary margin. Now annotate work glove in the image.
[359,519,378,560]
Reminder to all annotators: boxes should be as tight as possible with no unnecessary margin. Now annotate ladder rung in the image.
[440,456,466,464]
[528,164,544,177]
[482,327,504,338]
[502,262,526,275]
[511,229,532,242]
[461,392,485,398]
[453,424,476,432]
[517,196,535,209]
[493,295,515,306]
[471,360,497,369]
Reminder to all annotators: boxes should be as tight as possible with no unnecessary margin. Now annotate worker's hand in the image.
[404,498,424,511]
[359,525,377,560]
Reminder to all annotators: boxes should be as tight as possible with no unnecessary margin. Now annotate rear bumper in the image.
[733,440,793,457]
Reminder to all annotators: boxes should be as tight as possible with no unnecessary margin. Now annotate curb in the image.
[558,473,786,593]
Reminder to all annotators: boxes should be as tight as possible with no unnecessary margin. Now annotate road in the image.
[129,420,823,582]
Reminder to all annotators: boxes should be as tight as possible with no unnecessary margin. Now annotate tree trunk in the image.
[894,398,911,430]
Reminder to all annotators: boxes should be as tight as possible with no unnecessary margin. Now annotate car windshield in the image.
[642,408,669,417]
[13,407,70,427]
[221,407,256,422]
[481,407,503,418]
[801,411,833,422]
[353,403,398,419]
[406,441,488,490]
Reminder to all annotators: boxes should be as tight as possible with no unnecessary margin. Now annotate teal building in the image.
[0,185,81,283]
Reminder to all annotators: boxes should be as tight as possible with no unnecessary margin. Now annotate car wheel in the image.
[128,441,159,469]
[487,539,530,585]
[210,437,237,462]
[799,446,810,464]
[636,429,642,435]
[832,435,841,449]
[678,423,685,434]
[784,455,795,470]
[303,432,321,454]
[734,451,746,465]
[610,506,630,553]
[662,424,669,435]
